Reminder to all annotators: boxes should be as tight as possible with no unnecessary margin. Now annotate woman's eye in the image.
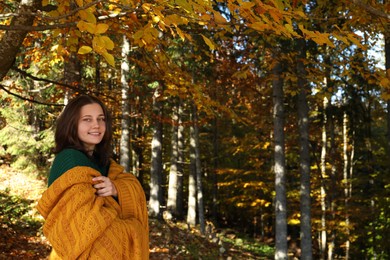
[98,117,105,122]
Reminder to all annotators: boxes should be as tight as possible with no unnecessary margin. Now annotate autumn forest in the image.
[0,0,389,259]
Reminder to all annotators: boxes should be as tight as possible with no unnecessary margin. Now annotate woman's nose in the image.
[92,119,100,128]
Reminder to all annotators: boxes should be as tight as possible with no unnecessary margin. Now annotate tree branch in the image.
[12,67,117,102]
[352,0,390,20]
[0,84,63,106]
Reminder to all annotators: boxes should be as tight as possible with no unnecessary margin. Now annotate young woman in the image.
[37,95,149,259]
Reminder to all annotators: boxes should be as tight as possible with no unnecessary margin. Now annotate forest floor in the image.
[0,165,274,259]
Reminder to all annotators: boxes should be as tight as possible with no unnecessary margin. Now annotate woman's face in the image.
[78,103,106,152]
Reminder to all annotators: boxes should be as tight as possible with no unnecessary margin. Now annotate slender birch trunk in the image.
[176,100,185,219]
[149,85,164,219]
[167,100,179,219]
[328,108,336,260]
[187,121,197,227]
[320,96,328,260]
[119,35,131,172]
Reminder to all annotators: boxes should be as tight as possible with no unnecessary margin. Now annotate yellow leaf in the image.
[201,34,215,50]
[94,23,109,34]
[284,23,294,34]
[133,30,144,41]
[77,20,96,34]
[176,27,185,41]
[92,36,105,54]
[334,34,349,45]
[78,45,93,54]
[79,10,97,24]
[152,15,160,23]
[67,37,78,47]
[250,22,271,32]
[76,0,83,7]
[175,0,192,12]
[142,3,152,12]
[241,1,255,9]
[213,11,226,24]
[101,35,114,50]
[102,51,115,67]
[347,34,365,49]
[270,0,285,10]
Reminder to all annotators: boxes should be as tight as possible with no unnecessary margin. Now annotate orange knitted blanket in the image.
[37,160,149,259]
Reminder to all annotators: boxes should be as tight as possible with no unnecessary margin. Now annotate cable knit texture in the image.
[37,160,149,260]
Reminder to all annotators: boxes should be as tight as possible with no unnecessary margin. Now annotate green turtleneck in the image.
[48,148,109,186]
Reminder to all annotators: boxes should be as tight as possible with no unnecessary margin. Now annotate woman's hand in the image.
[92,176,118,197]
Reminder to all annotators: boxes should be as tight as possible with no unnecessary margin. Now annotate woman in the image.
[37,95,149,259]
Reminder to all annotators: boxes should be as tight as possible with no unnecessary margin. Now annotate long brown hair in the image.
[54,95,112,167]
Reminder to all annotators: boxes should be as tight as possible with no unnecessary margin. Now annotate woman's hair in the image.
[54,95,112,167]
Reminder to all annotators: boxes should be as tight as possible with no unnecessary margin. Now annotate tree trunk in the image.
[322,48,332,260]
[385,7,390,165]
[176,100,185,219]
[320,96,328,260]
[212,116,219,225]
[342,111,350,259]
[167,99,179,219]
[119,35,131,172]
[328,108,336,260]
[192,102,205,235]
[0,0,39,80]
[187,131,197,227]
[132,97,144,183]
[296,39,313,260]
[149,85,164,220]
[273,56,288,260]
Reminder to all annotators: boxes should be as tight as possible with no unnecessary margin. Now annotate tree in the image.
[167,98,180,219]
[119,35,131,172]
[272,51,288,259]
[149,84,164,219]
[0,0,39,80]
[191,102,205,235]
[296,38,313,260]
